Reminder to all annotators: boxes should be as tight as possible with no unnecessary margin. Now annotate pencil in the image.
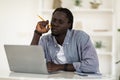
[37,15,45,21]
[37,15,51,28]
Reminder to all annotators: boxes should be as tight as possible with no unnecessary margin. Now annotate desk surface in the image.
[0,71,115,80]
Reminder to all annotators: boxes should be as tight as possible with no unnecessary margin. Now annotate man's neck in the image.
[55,32,67,46]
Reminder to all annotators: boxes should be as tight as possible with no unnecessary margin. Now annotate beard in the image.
[51,28,68,37]
[51,31,59,36]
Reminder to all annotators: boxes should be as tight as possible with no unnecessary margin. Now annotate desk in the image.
[0,71,115,80]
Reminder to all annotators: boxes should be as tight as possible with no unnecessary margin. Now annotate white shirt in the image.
[54,44,67,64]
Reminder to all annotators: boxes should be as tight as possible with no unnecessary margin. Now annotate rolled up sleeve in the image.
[73,32,99,73]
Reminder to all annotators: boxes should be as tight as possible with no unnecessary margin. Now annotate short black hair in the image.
[52,7,74,30]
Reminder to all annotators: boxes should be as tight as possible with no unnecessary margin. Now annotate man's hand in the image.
[47,62,64,72]
[36,20,50,34]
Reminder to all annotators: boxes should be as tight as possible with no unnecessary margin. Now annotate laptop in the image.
[4,45,49,74]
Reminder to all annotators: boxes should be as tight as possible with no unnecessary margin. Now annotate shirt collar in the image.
[63,29,71,45]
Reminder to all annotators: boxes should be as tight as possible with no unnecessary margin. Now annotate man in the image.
[31,8,99,73]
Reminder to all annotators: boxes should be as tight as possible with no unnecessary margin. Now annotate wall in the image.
[0,0,39,71]
[115,0,120,79]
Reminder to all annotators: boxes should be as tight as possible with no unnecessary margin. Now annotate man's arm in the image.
[31,21,49,45]
[47,62,75,72]
[31,30,42,45]
[73,34,99,73]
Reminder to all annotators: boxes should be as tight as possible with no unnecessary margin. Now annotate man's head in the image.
[51,7,74,36]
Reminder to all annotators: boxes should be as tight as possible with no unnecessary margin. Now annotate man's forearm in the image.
[31,32,42,45]
[64,64,75,71]
[47,62,75,72]
[57,64,75,71]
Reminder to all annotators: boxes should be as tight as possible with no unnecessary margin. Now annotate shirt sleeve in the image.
[73,32,99,73]
[38,36,52,62]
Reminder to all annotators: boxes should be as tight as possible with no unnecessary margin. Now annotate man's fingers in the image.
[47,62,52,72]
[46,25,50,32]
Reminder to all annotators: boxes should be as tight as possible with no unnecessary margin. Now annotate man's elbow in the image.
[81,64,99,73]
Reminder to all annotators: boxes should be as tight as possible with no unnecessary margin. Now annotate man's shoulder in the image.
[71,30,90,43]
[41,33,52,40]
[71,29,89,36]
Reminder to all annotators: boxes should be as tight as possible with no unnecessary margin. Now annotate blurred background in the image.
[0,0,120,79]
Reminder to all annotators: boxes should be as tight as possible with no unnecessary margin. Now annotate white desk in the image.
[0,71,116,80]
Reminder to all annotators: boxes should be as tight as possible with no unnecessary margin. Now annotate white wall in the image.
[0,0,39,71]
[115,0,120,79]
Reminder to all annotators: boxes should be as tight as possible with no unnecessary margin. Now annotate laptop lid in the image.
[4,45,48,74]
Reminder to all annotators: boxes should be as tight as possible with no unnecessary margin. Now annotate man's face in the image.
[51,11,71,36]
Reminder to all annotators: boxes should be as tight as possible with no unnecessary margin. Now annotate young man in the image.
[31,8,99,73]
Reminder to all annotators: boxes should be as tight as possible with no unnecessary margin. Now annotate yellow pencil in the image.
[37,15,45,21]
[37,15,51,28]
